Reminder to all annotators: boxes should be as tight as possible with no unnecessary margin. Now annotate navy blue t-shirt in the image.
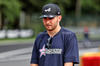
[31,27,79,66]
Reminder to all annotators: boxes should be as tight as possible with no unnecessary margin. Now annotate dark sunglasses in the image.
[43,17,54,19]
[45,37,52,49]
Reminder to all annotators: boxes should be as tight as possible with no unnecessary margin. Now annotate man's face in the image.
[43,16,62,31]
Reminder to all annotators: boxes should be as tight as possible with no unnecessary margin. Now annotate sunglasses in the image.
[45,37,52,49]
[43,17,54,19]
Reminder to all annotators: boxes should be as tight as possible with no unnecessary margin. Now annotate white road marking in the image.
[0,47,32,58]
[0,47,99,62]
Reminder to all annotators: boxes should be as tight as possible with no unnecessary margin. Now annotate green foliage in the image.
[82,0,100,13]
[0,0,100,30]
[32,22,46,37]
[19,0,100,32]
[0,0,21,22]
[20,0,72,15]
[31,14,46,37]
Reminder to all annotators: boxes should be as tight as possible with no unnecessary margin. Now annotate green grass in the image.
[0,35,100,45]
[0,37,35,45]
[76,34,100,41]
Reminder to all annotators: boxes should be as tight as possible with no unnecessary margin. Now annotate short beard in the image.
[46,16,58,31]
[46,22,58,31]
[47,27,55,31]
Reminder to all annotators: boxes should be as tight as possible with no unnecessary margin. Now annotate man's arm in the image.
[31,64,38,66]
[64,62,73,66]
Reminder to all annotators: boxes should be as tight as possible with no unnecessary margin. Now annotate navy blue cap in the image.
[39,3,61,18]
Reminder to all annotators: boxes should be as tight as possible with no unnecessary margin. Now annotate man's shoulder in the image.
[61,27,75,35]
[61,27,77,41]
[36,31,47,39]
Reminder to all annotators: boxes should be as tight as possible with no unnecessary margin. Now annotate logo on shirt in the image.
[45,8,51,12]
[45,49,62,54]
[39,44,62,58]
[39,44,46,58]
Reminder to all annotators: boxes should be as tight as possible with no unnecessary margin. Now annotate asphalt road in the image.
[0,59,30,66]
[0,43,33,53]
[0,59,79,66]
[0,40,100,53]
[0,40,100,66]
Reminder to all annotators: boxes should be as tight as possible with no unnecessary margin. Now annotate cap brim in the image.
[39,15,57,18]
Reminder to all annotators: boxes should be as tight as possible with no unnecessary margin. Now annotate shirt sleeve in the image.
[30,38,39,64]
[64,33,79,64]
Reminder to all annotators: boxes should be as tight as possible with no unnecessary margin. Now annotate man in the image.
[30,3,79,66]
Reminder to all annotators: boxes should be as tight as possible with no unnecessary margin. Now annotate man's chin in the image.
[46,28,54,31]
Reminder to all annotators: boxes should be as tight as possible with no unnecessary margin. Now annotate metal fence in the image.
[0,29,33,39]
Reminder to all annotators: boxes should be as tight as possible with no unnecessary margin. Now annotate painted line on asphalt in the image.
[0,54,31,62]
[0,47,32,58]
[79,48,99,56]
[0,47,99,62]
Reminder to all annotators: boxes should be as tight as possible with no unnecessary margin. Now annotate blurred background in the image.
[0,0,100,66]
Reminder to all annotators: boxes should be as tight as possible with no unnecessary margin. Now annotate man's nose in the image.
[46,18,50,23]
[46,20,50,24]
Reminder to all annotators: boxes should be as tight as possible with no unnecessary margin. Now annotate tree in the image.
[81,0,100,15]
[0,0,2,29]
[0,11,1,29]
[20,0,100,28]
[0,0,21,29]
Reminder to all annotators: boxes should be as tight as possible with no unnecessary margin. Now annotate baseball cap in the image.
[39,3,61,18]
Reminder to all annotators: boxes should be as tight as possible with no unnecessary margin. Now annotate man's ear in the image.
[58,15,62,22]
